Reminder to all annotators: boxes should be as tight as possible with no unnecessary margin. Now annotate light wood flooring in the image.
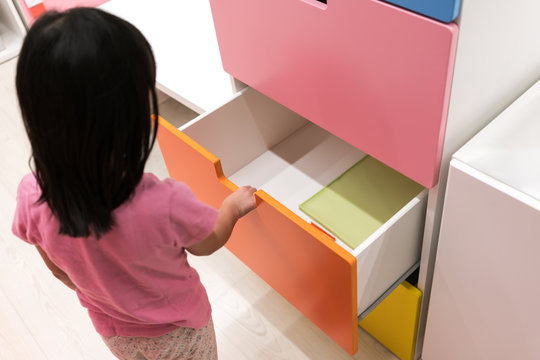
[0,57,397,360]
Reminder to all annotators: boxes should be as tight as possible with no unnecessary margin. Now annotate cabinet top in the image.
[100,0,232,113]
[454,80,540,201]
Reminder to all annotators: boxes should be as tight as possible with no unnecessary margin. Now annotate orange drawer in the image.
[157,88,427,354]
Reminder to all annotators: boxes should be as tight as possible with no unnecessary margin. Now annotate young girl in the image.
[12,8,256,360]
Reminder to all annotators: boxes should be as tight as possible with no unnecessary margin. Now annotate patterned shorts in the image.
[101,318,217,360]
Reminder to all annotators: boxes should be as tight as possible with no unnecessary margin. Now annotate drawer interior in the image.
[227,123,366,224]
[181,88,366,225]
[180,88,426,314]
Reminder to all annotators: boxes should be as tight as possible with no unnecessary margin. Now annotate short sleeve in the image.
[12,174,41,245]
[166,179,219,248]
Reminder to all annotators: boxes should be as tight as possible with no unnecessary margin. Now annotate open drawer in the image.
[209,0,458,188]
[157,88,427,354]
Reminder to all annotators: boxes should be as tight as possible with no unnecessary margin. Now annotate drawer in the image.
[209,0,458,188]
[157,88,427,354]
[359,281,422,360]
[382,0,462,23]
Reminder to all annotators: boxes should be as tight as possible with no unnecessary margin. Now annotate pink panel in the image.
[209,0,458,188]
[17,0,109,24]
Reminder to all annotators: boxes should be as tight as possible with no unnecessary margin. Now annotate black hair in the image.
[16,8,159,238]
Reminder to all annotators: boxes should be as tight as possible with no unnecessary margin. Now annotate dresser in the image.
[159,0,458,355]
[101,0,540,358]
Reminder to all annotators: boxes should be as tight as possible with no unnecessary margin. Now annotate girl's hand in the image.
[186,185,257,256]
[224,186,257,219]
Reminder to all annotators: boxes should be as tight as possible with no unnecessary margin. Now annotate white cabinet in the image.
[423,80,540,360]
[100,0,234,114]
[0,0,25,64]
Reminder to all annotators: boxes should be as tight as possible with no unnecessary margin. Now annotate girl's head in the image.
[17,7,159,238]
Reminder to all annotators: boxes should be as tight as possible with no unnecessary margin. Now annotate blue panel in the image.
[382,0,462,23]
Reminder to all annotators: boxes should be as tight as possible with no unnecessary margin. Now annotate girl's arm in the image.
[36,246,77,290]
[186,186,257,256]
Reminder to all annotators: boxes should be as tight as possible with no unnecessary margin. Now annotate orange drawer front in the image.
[157,87,427,355]
[157,117,359,354]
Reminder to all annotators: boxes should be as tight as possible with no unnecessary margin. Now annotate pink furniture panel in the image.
[209,0,458,188]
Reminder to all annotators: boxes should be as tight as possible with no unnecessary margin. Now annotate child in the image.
[12,8,256,360]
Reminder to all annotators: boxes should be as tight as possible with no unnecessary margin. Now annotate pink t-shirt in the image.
[12,173,219,337]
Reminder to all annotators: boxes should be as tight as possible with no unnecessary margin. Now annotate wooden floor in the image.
[0,57,397,360]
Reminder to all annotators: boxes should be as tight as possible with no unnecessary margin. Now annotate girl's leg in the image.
[161,317,217,360]
[101,317,217,360]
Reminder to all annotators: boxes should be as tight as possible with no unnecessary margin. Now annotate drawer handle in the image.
[301,0,327,10]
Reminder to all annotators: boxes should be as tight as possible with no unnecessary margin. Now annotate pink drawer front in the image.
[209,0,458,188]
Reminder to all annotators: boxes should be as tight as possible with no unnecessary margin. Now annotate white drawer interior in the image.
[180,88,366,219]
[180,87,426,314]
[228,122,366,224]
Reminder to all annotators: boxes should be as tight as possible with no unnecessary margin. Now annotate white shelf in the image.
[0,22,22,63]
[0,0,25,64]
[100,0,233,114]
[454,80,540,202]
